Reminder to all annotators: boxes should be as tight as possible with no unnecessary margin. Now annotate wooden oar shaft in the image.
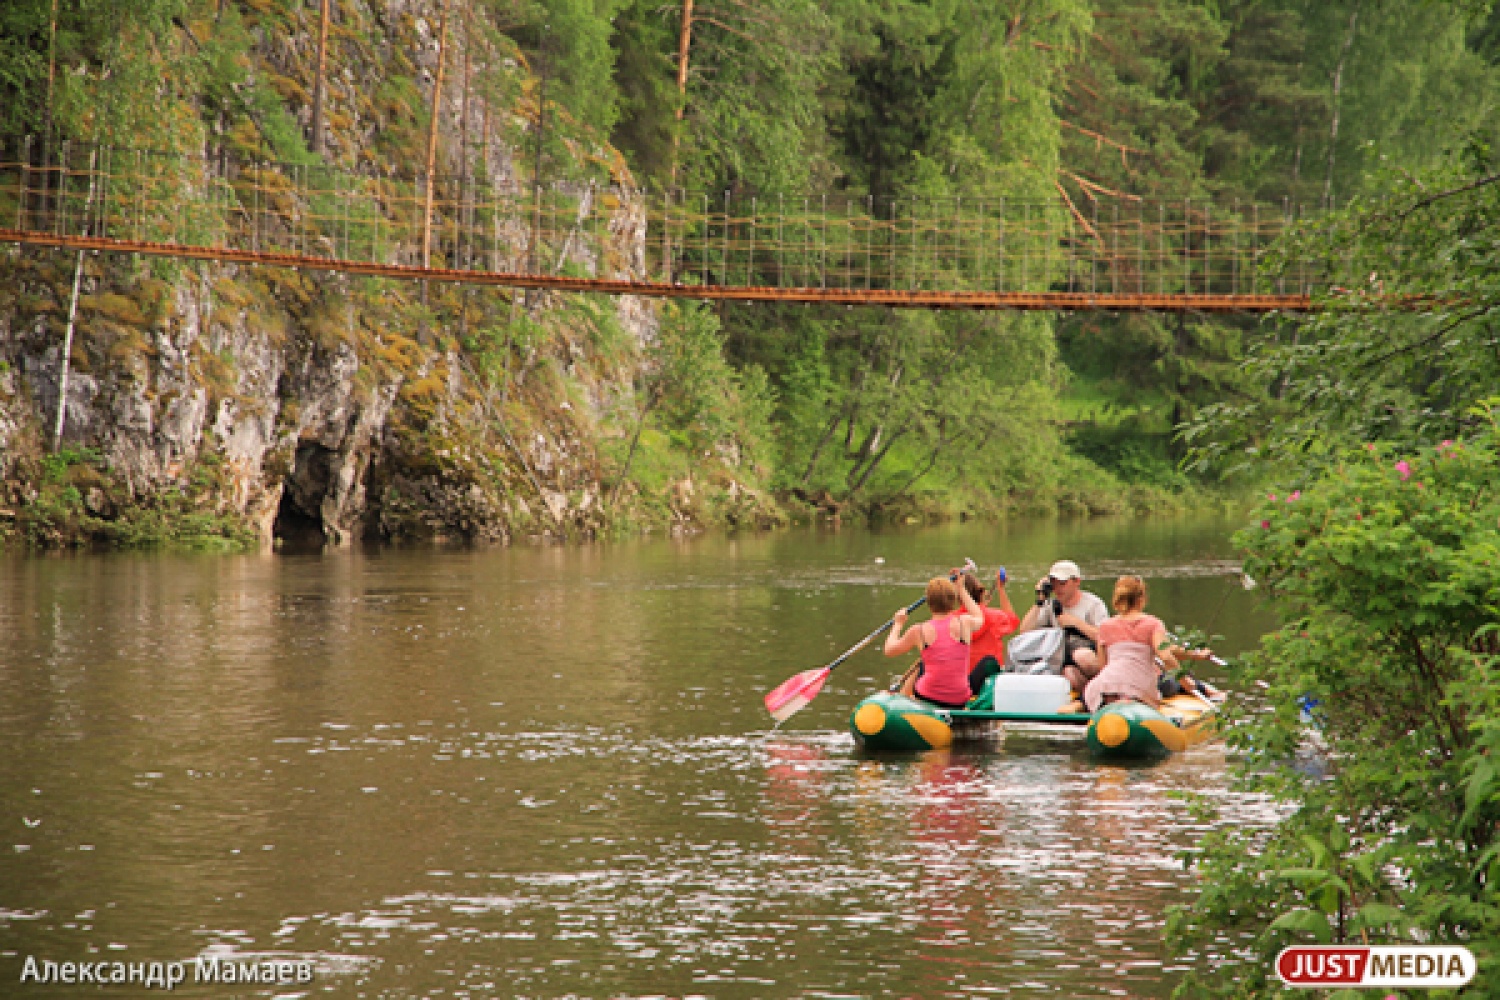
[824,596,927,674]
[764,591,934,724]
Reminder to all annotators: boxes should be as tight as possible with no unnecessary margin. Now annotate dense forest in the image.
[1,0,1499,546]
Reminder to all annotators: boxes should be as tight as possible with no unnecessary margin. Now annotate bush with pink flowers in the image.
[1168,408,1500,996]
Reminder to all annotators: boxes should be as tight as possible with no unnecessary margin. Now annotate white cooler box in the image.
[990,674,1073,715]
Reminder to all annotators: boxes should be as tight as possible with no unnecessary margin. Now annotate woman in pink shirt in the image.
[884,577,985,708]
[1083,575,1180,712]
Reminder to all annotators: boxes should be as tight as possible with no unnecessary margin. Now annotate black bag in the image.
[1063,631,1097,666]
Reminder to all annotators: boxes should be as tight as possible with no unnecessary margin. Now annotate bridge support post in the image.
[749,196,756,284]
[17,136,30,231]
[998,199,1006,292]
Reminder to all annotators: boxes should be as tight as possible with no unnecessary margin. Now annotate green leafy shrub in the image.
[1168,407,1500,996]
[1068,422,1192,490]
[608,301,775,504]
[16,449,258,551]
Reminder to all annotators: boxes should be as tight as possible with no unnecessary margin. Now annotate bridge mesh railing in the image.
[0,135,1325,298]
[661,191,1322,297]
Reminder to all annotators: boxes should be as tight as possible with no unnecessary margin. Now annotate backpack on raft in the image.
[1005,628,1067,675]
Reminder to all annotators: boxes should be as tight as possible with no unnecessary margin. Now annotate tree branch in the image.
[1062,168,1142,203]
[1055,179,1103,245]
[1395,172,1500,220]
[1353,305,1490,372]
[846,428,907,499]
[883,419,950,504]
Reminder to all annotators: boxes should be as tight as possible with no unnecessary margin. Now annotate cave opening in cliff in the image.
[273,442,333,551]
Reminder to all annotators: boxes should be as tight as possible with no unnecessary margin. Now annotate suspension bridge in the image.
[0,136,1324,312]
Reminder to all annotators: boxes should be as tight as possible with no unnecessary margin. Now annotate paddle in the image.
[764,595,928,724]
[1160,630,1229,705]
[1164,629,1230,669]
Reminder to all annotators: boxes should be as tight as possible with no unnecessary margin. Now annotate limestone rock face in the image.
[0,0,666,548]
[0,248,651,547]
[0,364,23,475]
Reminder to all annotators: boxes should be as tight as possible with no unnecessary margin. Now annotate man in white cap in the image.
[1019,560,1110,695]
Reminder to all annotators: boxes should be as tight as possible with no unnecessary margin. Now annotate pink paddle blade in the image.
[764,667,831,724]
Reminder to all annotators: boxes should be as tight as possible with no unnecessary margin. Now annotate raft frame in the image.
[848,690,1218,758]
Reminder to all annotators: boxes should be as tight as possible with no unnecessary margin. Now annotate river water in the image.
[1,516,1277,998]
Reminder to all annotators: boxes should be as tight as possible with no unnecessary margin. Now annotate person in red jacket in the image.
[961,568,1019,694]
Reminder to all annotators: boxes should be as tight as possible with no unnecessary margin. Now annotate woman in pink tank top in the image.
[1084,575,1180,712]
[884,576,985,708]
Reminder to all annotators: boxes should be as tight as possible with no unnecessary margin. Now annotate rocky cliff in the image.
[0,248,655,549]
[0,0,775,550]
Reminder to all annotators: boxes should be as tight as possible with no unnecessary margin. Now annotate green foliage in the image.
[16,447,258,551]
[1054,0,1500,500]
[519,0,627,142]
[1200,1,1327,203]
[602,301,777,522]
[649,301,772,467]
[0,0,187,136]
[1183,142,1500,480]
[1167,418,1500,995]
[611,0,837,191]
[39,445,100,486]
[1308,1,1497,205]
[0,0,51,135]
[724,298,1083,513]
[840,0,1089,200]
[836,0,966,199]
[1069,423,1190,489]
[607,3,677,183]
[1060,312,1254,481]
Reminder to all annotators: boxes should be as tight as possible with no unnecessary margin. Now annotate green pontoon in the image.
[848,674,1219,759]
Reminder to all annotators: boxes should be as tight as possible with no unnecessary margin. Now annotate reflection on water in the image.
[0,517,1276,997]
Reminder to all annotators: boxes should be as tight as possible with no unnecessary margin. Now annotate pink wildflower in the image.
[1288,490,1301,502]
[1268,492,1278,502]
[1395,460,1411,481]
[1261,520,1271,529]
[1439,439,1454,451]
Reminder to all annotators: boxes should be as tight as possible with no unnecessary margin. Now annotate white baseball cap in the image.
[1048,560,1082,581]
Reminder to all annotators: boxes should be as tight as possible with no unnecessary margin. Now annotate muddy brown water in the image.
[0,517,1278,997]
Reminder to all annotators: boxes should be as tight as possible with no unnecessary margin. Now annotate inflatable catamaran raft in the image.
[848,673,1219,757]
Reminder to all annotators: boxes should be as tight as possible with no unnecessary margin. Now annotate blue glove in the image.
[996,566,1007,584]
